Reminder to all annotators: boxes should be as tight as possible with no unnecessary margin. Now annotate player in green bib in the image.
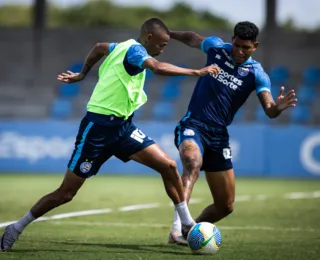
[0,18,220,251]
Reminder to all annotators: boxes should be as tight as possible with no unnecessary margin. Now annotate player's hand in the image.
[275,86,298,112]
[197,65,220,76]
[57,70,85,83]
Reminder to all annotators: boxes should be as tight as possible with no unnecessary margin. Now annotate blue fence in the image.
[0,120,320,178]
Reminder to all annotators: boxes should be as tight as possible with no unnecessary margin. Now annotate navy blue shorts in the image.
[68,112,155,178]
[174,113,233,172]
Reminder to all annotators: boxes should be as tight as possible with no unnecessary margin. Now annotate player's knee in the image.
[219,202,234,216]
[56,189,77,204]
[168,158,178,172]
[182,154,201,172]
[160,158,178,179]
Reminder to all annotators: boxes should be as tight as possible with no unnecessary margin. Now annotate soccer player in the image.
[167,21,298,245]
[0,18,220,251]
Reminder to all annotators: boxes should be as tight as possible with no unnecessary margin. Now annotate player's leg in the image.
[129,144,194,231]
[1,116,110,251]
[29,169,85,218]
[0,169,85,251]
[115,124,194,234]
[168,123,204,244]
[196,169,235,223]
[180,140,203,203]
[169,139,203,243]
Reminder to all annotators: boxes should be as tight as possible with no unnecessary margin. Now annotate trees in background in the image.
[0,1,231,29]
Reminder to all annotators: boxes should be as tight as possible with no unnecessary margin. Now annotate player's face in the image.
[231,36,258,64]
[146,32,169,57]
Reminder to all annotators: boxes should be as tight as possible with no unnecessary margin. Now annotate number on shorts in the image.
[130,129,146,143]
[223,148,232,160]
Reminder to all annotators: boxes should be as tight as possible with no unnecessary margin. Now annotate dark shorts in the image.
[68,112,155,178]
[174,113,233,172]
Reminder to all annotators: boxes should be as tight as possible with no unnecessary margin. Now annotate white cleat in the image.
[168,231,188,246]
[0,224,21,251]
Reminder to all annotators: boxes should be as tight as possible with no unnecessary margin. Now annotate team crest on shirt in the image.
[238,67,249,77]
[183,129,195,136]
[80,161,92,173]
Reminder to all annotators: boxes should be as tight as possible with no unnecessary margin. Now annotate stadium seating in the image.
[50,98,73,119]
[69,62,83,73]
[302,66,320,86]
[289,105,311,124]
[160,76,185,101]
[255,106,269,123]
[297,85,317,104]
[59,83,80,98]
[269,66,289,85]
[152,101,174,120]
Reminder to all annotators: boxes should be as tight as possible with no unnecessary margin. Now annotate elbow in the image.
[94,43,103,49]
[151,64,164,75]
[94,43,107,54]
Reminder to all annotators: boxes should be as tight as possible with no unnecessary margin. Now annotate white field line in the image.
[119,203,160,212]
[0,209,114,229]
[50,220,317,233]
[284,191,320,199]
[1,191,319,229]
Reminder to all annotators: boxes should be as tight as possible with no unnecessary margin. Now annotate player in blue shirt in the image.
[167,21,298,244]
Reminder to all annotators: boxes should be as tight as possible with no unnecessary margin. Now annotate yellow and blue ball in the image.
[187,222,222,255]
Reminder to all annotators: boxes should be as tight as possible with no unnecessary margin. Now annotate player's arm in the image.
[169,30,205,49]
[143,58,219,77]
[258,87,297,118]
[256,70,297,118]
[170,31,225,54]
[57,42,113,83]
[127,44,220,77]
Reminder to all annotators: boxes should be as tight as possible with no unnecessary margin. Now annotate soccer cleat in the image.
[168,231,188,246]
[0,224,21,251]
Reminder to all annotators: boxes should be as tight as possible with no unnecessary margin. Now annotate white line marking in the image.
[1,191,319,230]
[119,203,160,212]
[0,221,16,228]
[284,191,320,200]
[50,221,317,232]
[0,209,113,228]
[254,194,268,201]
[235,195,251,201]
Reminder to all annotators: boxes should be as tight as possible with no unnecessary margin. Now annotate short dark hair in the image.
[234,21,259,42]
[141,18,169,35]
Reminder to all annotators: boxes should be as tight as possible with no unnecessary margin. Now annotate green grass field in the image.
[0,174,319,260]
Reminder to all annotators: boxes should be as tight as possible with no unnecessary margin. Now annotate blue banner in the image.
[0,120,320,178]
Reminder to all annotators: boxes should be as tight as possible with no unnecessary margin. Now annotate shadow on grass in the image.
[50,241,191,256]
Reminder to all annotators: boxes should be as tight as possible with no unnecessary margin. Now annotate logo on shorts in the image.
[183,129,195,136]
[80,161,92,173]
[238,67,249,77]
[223,148,232,160]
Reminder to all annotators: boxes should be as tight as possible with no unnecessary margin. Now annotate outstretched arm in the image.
[57,42,111,83]
[256,69,297,118]
[258,87,297,118]
[143,58,220,77]
[169,30,205,49]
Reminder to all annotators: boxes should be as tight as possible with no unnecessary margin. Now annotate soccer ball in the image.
[187,222,222,255]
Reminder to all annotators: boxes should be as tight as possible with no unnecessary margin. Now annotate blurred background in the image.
[0,0,319,178]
